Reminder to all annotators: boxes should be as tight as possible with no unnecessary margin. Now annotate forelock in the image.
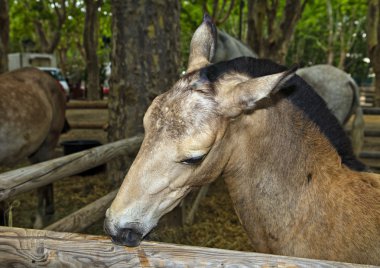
[147,80,218,139]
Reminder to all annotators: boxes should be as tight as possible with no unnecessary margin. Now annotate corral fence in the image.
[360,86,375,107]
[359,107,380,170]
[0,135,143,232]
[66,100,108,129]
[0,137,376,267]
[0,101,378,267]
[0,226,374,267]
[66,100,380,169]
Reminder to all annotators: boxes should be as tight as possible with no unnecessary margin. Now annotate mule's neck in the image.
[223,97,343,253]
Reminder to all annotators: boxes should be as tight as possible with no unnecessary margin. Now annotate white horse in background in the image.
[213,30,258,62]
[213,30,364,155]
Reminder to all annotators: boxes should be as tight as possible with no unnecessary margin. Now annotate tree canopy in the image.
[4,0,372,81]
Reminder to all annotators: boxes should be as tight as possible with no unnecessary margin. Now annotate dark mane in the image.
[201,57,366,171]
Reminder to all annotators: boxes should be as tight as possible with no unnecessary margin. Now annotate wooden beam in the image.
[360,151,380,159]
[69,122,106,129]
[349,129,380,137]
[363,107,380,115]
[364,130,380,137]
[67,100,108,109]
[44,189,118,232]
[0,135,143,201]
[0,227,373,267]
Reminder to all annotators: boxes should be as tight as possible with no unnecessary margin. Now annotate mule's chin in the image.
[110,228,143,247]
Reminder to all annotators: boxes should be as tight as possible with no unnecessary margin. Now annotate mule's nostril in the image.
[104,218,144,247]
[120,228,143,247]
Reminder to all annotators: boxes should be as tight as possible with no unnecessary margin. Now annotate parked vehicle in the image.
[102,80,110,95]
[8,53,57,70]
[7,53,70,100]
[38,67,70,100]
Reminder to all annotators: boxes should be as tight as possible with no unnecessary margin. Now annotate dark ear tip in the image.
[288,64,299,74]
[202,13,217,40]
[203,13,212,23]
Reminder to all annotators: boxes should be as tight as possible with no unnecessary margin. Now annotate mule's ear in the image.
[219,67,297,117]
[187,14,217,73]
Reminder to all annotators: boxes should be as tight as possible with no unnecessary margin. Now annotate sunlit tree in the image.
[246,0,308,63]
[108,0,181,182]
[287,0,368,77]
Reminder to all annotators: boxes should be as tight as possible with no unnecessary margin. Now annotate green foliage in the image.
[58,1,85,77]
[9,0,36,52]
[287,0,369,79]
[8,0,111,80]
[7,0,370,81]
[9,0,65,51]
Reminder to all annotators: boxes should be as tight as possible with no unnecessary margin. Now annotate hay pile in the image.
[7,172,113,229]
[151,179,253,251]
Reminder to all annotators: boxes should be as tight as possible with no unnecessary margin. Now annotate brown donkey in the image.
[105,15,380,265]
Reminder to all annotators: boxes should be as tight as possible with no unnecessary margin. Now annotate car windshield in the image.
[44,70,65,81]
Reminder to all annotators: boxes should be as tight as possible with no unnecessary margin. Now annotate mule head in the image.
[104,15,295,247]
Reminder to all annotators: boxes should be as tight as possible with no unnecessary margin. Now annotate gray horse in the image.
[213,30,258,62]
[213,30,364,155]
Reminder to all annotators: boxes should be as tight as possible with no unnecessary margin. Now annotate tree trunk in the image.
[30,0,66,54]
[84,0,102,100]
[203,0,236,26]
[246,0,307,63]
[368,0,380,106]
[108,0,180,183]
[0,0,9,74]
[247,0,266,58]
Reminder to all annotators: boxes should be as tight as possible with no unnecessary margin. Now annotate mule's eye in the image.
[181,155,206,165]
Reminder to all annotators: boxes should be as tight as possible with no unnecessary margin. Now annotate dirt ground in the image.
[4,104,380,252]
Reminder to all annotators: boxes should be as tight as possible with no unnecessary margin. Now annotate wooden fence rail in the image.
[363,107,380,115]
[0,135,143,202]
[69,122,106,129]
[0,227,374,268]
[67,100,108,109]
[44,189,118,233]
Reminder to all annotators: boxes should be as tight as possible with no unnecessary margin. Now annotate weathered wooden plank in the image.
[360,87,375,94]
[44,189,118,232]
[67,100,108,109]
[69,121,106,129]
[360,151,380,159]
[363,108,380,115]
[0,135,143,201]
[349,129,380,137]
[0,227,374,268]
[364,130,380,137]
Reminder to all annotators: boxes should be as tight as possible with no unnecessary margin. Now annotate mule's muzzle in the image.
[110,228,143,247]
[104,219,143,247]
